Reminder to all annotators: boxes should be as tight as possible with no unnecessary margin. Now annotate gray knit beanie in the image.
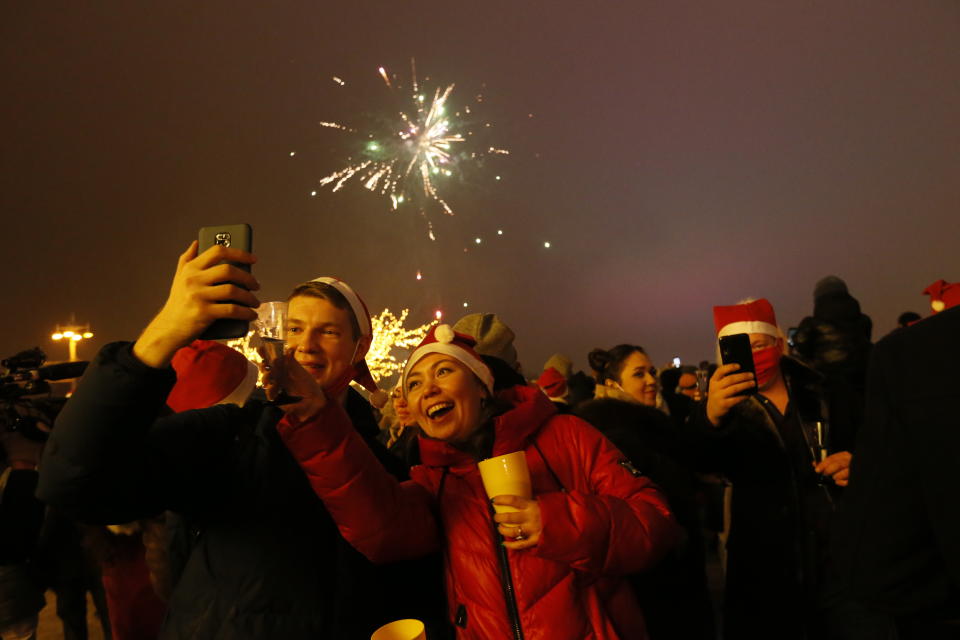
[452,313,518,368]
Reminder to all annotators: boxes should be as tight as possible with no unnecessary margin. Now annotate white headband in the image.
[310,276,371,338]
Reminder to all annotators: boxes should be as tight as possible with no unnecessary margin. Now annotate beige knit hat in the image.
[543,353,573,379]
[452,313,517,368]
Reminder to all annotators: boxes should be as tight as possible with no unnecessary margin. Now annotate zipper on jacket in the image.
[490,504,525,640]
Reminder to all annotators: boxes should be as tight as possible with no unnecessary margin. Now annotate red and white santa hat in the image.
[167,340,259,412]
[536,366,568,400]
[922,279,960,314]
[310,276,384,402]
[713,298,780,339]
[402,324,494,396]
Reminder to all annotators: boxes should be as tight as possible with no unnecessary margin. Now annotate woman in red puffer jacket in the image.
[270,325,679,640]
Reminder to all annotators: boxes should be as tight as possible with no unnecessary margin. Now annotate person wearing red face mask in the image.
[686,299,884,640]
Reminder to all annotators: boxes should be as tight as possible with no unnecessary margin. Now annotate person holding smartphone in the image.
[684,298,886,640]
[36,239,427,639]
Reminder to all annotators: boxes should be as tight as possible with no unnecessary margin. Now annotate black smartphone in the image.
[718,333,757,396]
[197,224,253,340]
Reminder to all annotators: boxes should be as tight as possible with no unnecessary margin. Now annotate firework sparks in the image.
[316,60,508,238]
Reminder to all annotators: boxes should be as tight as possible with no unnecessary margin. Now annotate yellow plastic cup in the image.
[371,619,426,640]
[478,451,532,513]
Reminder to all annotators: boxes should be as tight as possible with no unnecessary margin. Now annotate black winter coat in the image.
[37,342,406,639]
[575,398,715,640]
[833,306,960,635]
[794,291,873,393]
[684,357,861,640]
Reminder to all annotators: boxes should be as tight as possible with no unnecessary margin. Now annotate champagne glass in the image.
[254,301,301,405]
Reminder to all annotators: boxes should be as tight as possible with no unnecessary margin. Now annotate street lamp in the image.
[51,320,94,362]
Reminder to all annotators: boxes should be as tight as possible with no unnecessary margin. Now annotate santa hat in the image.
[536,367,568,400]
[402,324,494,396]
[713,298,780,339]
[167,340,259,412]
[309,276,385,405]
[922,279,960,314]
[543,353,573,379]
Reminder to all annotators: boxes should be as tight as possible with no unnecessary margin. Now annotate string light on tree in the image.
[365,309,436,383]
[224,331,259,361]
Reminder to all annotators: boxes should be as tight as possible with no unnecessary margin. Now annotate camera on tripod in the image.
[1,348,87,442]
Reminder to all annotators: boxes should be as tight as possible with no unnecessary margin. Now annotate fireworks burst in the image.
[317,60,508,239]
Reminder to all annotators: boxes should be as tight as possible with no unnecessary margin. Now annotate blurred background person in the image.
[1,351,111,640]
[535,366,572,413]
[660,364,704,428]
[589,345,658,408]
[0,399,53,640]
[793,276,873,395]
[895,311,921,329]
[543,353,595,408]
[378,383,421,468]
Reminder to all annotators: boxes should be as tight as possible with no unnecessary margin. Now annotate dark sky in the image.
[2,1,958,379]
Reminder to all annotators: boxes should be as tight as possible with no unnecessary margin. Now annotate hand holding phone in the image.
[705,333,758,427]
[198,224,255,340]
[718,333,758,396]
[131,229,259,369]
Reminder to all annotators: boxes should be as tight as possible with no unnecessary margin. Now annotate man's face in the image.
[677,372,699,399]
[286,295,363,389]
[749,332,783,390]
[749,333,778,352]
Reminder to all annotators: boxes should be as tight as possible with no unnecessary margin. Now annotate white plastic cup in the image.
[477,451,532,513]
[371,618,426,640]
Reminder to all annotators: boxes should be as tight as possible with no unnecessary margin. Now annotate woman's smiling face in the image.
[611,350,658,406]
[405,353,488,443]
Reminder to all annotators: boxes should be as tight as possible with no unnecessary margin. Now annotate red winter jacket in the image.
[278,385,678,640]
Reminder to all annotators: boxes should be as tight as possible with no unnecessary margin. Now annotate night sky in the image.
[2,1,958,380]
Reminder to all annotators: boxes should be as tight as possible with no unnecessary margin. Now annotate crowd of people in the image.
[1,240,957,640]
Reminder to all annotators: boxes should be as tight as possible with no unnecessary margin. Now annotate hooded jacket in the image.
[278,384,678,640]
